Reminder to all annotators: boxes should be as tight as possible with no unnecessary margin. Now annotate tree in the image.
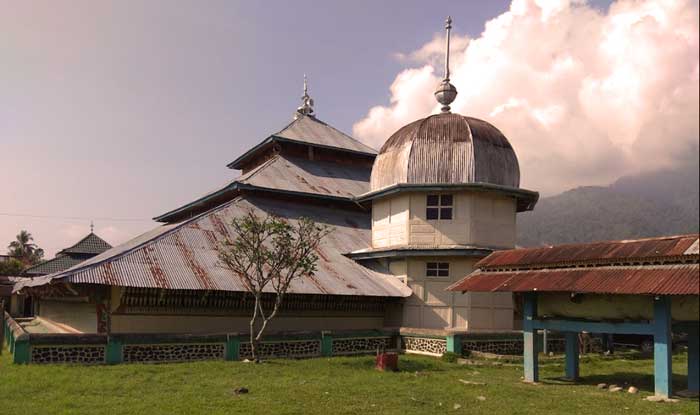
[7,230,44,266]
[217,211,330,362]
[0,258,24,276]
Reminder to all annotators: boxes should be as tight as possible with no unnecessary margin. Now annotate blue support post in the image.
[565,332,579,380]
[687,323,699,394]
[446,334,462,355]
[653,296,673,398]
[523,292,539,383]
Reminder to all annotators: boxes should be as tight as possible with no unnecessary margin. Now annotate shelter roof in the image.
[18,195,411,298]
[227,115,376,170]
[448,234,699,296]
[59,232,112,255]
[154,154,371,222]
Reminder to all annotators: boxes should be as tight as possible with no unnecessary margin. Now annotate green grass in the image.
[0,346,697,414]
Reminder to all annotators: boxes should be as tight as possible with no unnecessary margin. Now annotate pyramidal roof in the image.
[227,115,377,169]
[24,232,112,276]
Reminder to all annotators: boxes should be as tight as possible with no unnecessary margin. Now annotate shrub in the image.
[441,352,459,363]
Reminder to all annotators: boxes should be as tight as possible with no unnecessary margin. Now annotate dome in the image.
[369,113,520,192]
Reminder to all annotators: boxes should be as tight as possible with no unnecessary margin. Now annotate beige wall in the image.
[38,299,97,333]
[372,191,516,249]
[395,256,514,331]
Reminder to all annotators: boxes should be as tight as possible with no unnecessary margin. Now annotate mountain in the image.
[517,161,699,247]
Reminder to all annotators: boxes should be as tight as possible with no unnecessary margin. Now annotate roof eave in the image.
[345,247,494,260]
[227,135,377,170]
[355,183,539,212]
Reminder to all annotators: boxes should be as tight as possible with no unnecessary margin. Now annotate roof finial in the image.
[90,221,94,233]
[434,16,458,113]
[295,74,315,119]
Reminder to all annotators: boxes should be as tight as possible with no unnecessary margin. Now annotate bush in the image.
[441,352,459,363]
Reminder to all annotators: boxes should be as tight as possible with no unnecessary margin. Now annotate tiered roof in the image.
[24,233,112,277]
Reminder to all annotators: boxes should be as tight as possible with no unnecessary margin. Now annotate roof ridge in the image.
[509,233,700,253]
[299,115,378,153]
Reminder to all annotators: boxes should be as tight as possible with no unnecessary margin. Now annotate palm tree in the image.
[8,230,44,266]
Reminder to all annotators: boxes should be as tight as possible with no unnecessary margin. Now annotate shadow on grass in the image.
[541,372,692,395]
[335,355,447,373]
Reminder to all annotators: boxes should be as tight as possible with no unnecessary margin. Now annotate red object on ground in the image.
[375,352,399,371]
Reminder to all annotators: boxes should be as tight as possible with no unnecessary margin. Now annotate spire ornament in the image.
[295,74,315,119]
[434,16,458,113]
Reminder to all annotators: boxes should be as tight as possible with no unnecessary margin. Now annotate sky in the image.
[1,0,697,258]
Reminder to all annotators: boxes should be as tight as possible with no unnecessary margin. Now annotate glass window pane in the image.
[426,207,439,219]
[438,269,449,277]
[440,208,452,220]
[426,269,437,277]
[439,263,449,270]
[440,194,453,206]
[427,195,439,206]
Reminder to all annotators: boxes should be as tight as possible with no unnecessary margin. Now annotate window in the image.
[426,194,453,220]
[426,262,449,277]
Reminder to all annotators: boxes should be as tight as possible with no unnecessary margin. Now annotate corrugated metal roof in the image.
[18,196,411,298]
[227,115,377,169]
[275,115,377,155]
[370,113,521,192]
[154,154,371,222]
[447,264,700,295]
[476,234,699,269]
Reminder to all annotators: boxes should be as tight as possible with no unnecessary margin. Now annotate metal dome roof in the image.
[369,113,521,192]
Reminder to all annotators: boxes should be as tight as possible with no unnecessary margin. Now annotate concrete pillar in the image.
[565,332,579,380]
[446,334,462,355]
[321,332,333,357]
[653,296,672,398]
[523,293,539,383]
[106,336,123,364]
[225,335,240,361]
[687,323,699,393]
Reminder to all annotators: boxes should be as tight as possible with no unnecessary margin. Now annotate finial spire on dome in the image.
[434,16,458,113]
[295,74,315,119]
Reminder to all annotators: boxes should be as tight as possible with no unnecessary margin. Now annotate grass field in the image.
[0,346,697,414]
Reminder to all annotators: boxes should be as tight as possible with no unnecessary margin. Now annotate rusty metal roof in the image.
[18,195,411,298]
[447,264,700,295]
[476,234,699,269]
[370,113,521,192]
[154,154,371,222]
[228,115,377,169]
[448,234,700,296]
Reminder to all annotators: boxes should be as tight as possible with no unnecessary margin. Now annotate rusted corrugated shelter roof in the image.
[448,265,699,295]
[476,234,699,269]
[448,234,700,296]
[17,195,411,298]
[154,154,371,222]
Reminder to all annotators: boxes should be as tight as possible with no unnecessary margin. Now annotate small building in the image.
[448,234,700,398]
[10,231,112,318]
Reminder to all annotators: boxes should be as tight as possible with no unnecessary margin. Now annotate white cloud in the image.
[353,0,699,195]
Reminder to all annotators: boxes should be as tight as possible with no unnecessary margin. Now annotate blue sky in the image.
[4,0,697,257]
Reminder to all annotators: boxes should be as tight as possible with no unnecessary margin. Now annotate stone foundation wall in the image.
[402,336,447,355]
[332,337,392,355]
[30,345,105,364]
[123,343,225,363]
[239,340,321,360]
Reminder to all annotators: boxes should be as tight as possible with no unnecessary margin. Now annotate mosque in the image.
[7,18,541,363]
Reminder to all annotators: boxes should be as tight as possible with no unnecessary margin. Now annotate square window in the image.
[426,207,439,220]
[426,194,454,220]
[440,208,452,220]
[440,194,453,205]
[426,262,449,278]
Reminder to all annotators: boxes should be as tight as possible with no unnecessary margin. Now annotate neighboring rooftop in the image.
[24,232,112,277]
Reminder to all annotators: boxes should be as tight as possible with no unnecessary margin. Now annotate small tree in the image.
[217,211,330,362]
[8,230,44,266]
